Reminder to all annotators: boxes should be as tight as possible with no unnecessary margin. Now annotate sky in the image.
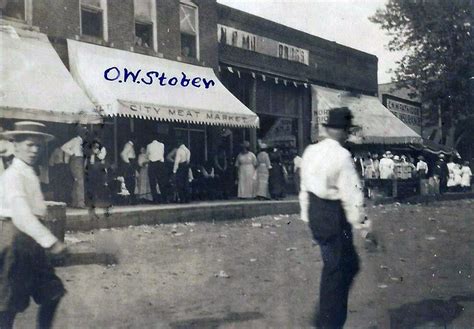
[217,0,404,84]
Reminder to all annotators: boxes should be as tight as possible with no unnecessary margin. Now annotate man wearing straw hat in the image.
[299,107,372,328]
[0,121,67,329]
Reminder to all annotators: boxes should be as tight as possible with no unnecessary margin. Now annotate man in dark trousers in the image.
[0,121,67,329]
[146,139,166,203]
[299,107,372,328]
[434,154,449,194]
[120,138,137,203]
[172,140,191,203]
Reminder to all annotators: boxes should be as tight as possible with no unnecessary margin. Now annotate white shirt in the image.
[299,138,365,228]
[416,160,428,173]
[146,140,165,162]
[90,146,107,164]
[293,155,302,172]
[0,158,58,248]
[120,141,136,163]
[173,145,191,173]
[61,136,84,157]
[379,157,395,179]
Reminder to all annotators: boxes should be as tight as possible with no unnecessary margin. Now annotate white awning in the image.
[311,85,422,144]
[67,40,259,128]
[0,26,100,124]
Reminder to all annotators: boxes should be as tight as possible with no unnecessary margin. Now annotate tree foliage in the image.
[370,0,473,143]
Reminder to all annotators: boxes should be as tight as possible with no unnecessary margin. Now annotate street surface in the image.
[16,199,474,328]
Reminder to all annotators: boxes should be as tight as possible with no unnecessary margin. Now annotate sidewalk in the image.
[65,192,474,232]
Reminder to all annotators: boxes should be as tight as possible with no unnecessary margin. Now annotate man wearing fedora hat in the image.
[0,121,67,329]
[300,107,372,328]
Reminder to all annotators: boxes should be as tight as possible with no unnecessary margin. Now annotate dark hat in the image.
[418,155,425,161]
[322,107,355,129]
[1,121,54,142]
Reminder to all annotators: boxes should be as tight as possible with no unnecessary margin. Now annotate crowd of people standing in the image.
[353,150,472,194]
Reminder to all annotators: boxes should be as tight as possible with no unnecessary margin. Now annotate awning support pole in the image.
[249,78,258,152]
[113,116,118,167]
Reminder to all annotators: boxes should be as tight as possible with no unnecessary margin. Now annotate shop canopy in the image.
[0,26,100,124]
[311,85,422,144]
[67,40,259,128]
[410,138,459,156]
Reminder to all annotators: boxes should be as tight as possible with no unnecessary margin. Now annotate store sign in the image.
[262,117,296,146]
[385,97,422,134]
[118,100,257,127]
[217,24,309,65]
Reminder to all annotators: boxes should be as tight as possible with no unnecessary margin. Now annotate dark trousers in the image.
[148,161,166,202]
[121,162,136,201]
[176,163,190,203]
[308,193,360,329]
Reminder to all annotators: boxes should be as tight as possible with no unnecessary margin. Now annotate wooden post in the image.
[113,116,118,166]
[249,78,258,152]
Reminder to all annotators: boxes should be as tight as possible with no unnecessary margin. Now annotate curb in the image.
[66,200,300,232]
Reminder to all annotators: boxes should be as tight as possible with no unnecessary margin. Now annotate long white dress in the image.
[461,166,472,187]
[256,151,271,198]
[447,162,456,187]
[235,152,257,199]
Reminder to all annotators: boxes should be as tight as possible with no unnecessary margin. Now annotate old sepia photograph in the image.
[0,0,472,328]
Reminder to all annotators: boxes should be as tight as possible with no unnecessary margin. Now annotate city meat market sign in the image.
[217,24,309,65]
[117,101,254,126]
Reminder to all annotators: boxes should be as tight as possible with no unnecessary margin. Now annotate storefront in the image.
[311,85,422,148]
[66,40,259,166]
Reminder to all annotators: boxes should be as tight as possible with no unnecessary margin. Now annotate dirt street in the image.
[16,199,474,328]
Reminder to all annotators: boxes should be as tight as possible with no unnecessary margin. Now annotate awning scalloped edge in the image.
[103,113,259,128]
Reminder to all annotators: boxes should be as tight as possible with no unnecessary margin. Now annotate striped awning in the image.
[0,26,100,124]
[311,85,422,144]
[67,40,259,128]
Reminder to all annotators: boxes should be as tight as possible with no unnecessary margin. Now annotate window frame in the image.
[79,0,108,41]
[0,0,33,25]
[179,0,199,60]
[133,0,157,52]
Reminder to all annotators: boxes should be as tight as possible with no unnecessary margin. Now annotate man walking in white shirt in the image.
[173,140,191,203]
[61,127,87,208]
[146,139,166,203]
[0,122,67,329]
[299,107,372,328]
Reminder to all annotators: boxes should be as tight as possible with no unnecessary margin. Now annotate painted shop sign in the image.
[117,101,255,126]
[384,96,422,134]
[217,24,309,65]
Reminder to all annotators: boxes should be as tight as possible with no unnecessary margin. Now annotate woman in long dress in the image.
[446,157,456,190]
[136,147,153,202]
[461,161,472,192]
[256,144,271,200]
[235,141,257,199]
[269,148,287,200]
[453,163,463,191]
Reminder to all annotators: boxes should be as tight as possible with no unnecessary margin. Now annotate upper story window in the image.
[0,0,32,24]
[134,0,157,51]
[179,1,199,59]
[80,0,107,40]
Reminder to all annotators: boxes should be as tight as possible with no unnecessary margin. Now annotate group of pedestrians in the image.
[234,141,289,200]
